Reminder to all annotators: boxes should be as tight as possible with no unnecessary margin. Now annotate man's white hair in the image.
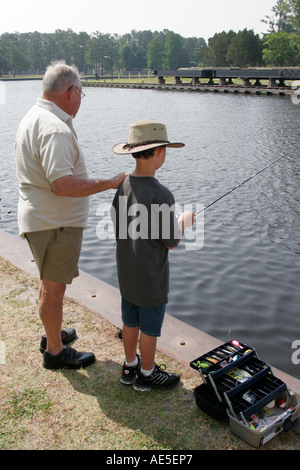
[43,61,80,93]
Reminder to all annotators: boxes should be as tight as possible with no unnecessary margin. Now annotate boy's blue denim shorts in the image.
[121,298,166,337]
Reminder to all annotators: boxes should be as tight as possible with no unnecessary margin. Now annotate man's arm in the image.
[51,173,128,197]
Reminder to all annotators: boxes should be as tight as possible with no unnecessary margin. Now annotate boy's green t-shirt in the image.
[112,175,180,308]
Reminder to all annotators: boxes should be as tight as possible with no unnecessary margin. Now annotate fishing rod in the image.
[195,153,289,217]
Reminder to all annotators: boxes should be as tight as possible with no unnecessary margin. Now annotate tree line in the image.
[0,0,299,76]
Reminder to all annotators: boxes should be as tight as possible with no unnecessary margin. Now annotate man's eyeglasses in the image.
[67,85,85,99]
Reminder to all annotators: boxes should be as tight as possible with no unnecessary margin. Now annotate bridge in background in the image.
[154,68,300,88]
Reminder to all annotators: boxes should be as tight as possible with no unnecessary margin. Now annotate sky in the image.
[1,0,276,40]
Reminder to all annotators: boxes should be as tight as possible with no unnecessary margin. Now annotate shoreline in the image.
[1,76,293,97]
[1,228,299,391]
[82,80,293,98]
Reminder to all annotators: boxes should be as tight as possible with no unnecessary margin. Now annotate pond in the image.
[1,80,299,378]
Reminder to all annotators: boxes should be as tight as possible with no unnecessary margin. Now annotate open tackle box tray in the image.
[190,339,256,382]
[190,339,300,447]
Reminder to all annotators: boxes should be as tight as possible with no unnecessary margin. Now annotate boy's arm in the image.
[167,212,195,250]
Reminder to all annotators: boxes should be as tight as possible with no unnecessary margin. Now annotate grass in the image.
[0,256,300,450]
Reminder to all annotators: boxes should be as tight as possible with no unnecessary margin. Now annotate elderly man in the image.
[15,61,127,370]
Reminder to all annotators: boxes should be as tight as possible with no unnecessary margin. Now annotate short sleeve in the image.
[39,132,78,183]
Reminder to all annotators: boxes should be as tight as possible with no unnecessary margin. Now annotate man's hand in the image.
[109,172,130,189]
[52,172,129,197]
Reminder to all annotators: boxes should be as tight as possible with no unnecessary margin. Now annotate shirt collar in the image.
[37,98,72,124]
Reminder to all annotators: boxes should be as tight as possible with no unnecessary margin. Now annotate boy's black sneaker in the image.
[120,356,141,385]
[133,364,180,392]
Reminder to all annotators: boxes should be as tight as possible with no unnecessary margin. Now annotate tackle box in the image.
[190,339,300,448]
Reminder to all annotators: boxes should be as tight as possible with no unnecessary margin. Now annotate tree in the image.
[262,0,300,32]
[283,0,300,30]
[131,30,153,69]
[182,37,206,67]
[147,36,164,70]
[261,0,300,66]
[162,31,184,69]
[85,32,116,74]
[0,33,29,75]
[262,0,295,32]
[26,32,48,73]
[0,34,13,75]
[119,42,135,70]
[262,30,299,65]
[204,30,236,66]
[226,29,263,67]
[73,32,90,73]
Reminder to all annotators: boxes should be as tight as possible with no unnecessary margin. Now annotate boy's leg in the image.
[122,324,139,363]
[120,324,141,385]
[133,305,180,391]
[139,332,157,371]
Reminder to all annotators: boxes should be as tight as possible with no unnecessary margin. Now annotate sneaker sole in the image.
[133,380,180,392]
[133,384,152,392]
[120,377,135,385]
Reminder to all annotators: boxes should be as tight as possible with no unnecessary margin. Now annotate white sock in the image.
[125,357,138,368]
[141,366,154,376]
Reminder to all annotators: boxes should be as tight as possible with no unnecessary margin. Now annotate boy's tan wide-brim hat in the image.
[112,120,185,154]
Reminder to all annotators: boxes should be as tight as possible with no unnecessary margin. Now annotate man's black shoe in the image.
[40,328,77,353]
[43,346,96,370]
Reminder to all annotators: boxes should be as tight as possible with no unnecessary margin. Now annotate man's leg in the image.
[40,278,95,369]
[39,278,66,356]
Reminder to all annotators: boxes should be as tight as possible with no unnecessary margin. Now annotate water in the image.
[1,80,300,379]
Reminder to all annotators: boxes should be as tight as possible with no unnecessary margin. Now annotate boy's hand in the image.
[168,212,195,250]
[178,211,195,230]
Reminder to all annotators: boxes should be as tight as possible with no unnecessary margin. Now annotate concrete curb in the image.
[1,228,299,390]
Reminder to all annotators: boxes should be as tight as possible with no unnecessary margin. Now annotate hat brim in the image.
[113,141,184,155]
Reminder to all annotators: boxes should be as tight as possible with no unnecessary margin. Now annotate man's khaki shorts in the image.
[25,227,83,284]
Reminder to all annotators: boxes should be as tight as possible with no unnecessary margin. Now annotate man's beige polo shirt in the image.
[15,98,89,237]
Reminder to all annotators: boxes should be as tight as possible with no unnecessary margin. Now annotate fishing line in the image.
[194,153,289,217]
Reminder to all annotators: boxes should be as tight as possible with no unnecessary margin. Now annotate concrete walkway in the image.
[1,228,299,391]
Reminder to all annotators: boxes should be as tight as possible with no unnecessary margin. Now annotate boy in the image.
[111,120,194,391]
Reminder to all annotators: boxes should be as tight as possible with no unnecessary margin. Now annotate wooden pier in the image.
[1,68,298,98]
[82,80,294,98]
[155,67,300,87]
